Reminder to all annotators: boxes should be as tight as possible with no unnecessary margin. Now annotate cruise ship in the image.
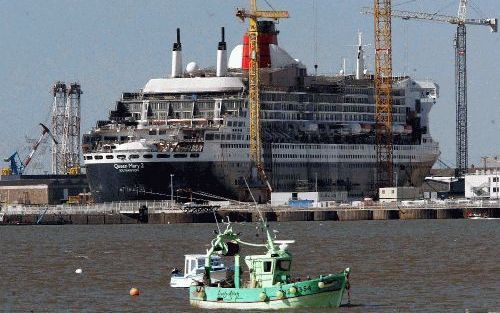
[83,21,440,203]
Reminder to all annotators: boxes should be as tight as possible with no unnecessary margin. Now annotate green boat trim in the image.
[188,220,351,309]
[190,271,349,309]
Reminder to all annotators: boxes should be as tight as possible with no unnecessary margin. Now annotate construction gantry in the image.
[236,0,288,191]
[373,0,394,189]
[363,0,497,177]
[51,81,82,174]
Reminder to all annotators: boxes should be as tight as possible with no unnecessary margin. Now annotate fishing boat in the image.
[170,254,227,288]
[189,221,351,309]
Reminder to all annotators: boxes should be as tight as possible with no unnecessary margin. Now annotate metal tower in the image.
[236,0,288,191]
[51,81,67,174]
[373,0,394,189]
[362,0,497,177]
[51,81,82,174]
[455,21,467,176]
[62,83,82,172]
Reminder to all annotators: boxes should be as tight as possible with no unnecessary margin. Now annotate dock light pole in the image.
[170,174,174,202]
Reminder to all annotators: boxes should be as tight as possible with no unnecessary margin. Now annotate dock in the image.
[1,200,499,225]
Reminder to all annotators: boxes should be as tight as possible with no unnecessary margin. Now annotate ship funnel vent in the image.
[217,27,227,77]
[171,28,183,78]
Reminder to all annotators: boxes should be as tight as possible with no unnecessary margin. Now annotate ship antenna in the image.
[313,0,318,76]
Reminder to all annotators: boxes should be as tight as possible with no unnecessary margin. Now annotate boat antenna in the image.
[243,177,264,223]
[213,209,221,234]
[243,177,277,252]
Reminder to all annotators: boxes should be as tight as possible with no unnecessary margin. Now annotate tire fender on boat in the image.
[276,290,285,299]
[288,286,297,294]
[195,286,206,299]
[259,292,268,301]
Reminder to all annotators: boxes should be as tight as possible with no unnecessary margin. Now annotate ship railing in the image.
[270,199,500,211]
[2,199,498,215]
[3,200,183,215]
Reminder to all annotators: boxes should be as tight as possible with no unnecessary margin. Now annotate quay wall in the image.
[1,205,499,225]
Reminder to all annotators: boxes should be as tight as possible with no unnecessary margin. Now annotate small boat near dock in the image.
[170,254,226,288]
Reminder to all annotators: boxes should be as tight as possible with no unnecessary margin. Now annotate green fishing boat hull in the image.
[190,270,349,310]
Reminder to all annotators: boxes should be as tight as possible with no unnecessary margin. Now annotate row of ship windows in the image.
[261,91,405,102]
[226,121,245,127]
[272,163,377,169]
[272,144,417,151]
[272,154,417,160]
[206,134,248,141]
[262,112,406,122]
[128,100,242,112]
[261,102,407,112]
[85,153,200,160]
[274,144,365,150]
[221,144,250,149]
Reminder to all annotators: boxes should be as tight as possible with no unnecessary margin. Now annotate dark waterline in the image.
[0,220,498,312]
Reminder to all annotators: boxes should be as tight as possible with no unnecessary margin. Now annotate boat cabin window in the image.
[263,261,272,273]
[117,155,126,159]
[106,155,114,159]
[94,155,103,160]
[130,154,140,159]
[190,260,197,272]
[143,154,153,159]
[277,260,291,271]
[157,154,170,158]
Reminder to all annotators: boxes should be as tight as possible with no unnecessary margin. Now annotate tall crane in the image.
[2,123,58,176]
[236,0,288,191]
[373,0,394,189]
[363,1,497,177]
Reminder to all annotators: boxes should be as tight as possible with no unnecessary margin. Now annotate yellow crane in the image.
[236,0,288,191]
[363,1,497,178]
[373,0,394,189]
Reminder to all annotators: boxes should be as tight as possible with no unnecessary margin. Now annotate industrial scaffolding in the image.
[51,81,82,174]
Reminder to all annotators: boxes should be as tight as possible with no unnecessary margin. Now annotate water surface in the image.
[0,220,498,312]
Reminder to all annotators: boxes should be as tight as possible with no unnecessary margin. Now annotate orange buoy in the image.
[129,288,140,296]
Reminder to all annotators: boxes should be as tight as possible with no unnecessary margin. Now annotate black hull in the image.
[86,159,436,203]
[86,162,238,203]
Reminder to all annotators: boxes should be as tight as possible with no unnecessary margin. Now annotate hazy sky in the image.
[1,0,499,173]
